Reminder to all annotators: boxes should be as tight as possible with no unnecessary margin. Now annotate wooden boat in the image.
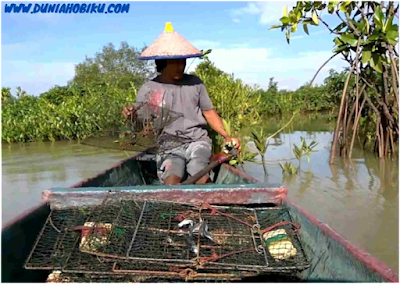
[2,152,398,283]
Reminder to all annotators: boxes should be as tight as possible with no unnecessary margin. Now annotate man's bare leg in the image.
[165,175,182,185]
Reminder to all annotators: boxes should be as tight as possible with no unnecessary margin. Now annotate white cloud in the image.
[1,42,78,95]
[186,46,347,90]
[230,1,297,25]
[231,2,261,16]
[190,40,221,50]
[2,60,76,96]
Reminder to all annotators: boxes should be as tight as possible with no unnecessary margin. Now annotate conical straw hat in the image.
[139,22,202,60]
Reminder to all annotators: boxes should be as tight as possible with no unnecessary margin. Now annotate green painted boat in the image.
[2,152,398,282]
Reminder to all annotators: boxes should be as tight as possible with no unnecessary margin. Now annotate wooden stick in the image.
[389,51,399,107]
[346,97,357,135]
[384,124,390,156]
[349,97,366,157]
[389,128,396,155]
[379,122,385,158]
[376,117,383,158]
[342,95,349,156]
[355,37,361,119]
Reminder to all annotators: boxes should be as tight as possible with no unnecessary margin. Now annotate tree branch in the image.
[345,12,361,36]
[310,53,340,86]
[330,59,357,164]
[363,89,380,116]
[362,78,396,126]
[336,10,347,26]
[318,16,341,35]
[349,97,366,157]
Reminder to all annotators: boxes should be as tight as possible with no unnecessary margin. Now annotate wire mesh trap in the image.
[81,89,198,155]
[25,197,309,282]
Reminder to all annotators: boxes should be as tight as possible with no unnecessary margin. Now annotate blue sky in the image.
[2,1,352,96]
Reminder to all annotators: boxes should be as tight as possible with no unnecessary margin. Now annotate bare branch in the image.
[362,78,396,127]
[355,35,361,120]
[309,53,340,87]
[318,16,341,35]
[345,12,361,36]
[363,88,380,115]
[395,3,399,13]
[336,10,347,25]
[330,58,358,164]
[349,97,366,157]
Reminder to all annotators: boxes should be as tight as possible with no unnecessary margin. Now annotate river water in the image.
[2,115,398,272]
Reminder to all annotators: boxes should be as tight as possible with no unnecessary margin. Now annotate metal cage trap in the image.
[25,195,309,282]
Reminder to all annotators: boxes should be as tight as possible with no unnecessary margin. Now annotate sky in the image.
[1,0,353,96]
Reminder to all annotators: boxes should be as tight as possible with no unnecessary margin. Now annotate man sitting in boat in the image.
[122,22,240,185]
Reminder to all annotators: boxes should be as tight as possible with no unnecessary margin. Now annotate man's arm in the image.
[202,109,241,150]
[202,109,229,139]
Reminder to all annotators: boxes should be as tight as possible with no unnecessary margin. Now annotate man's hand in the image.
[122,105,134,119]
[202,109,242,153]
[224,136,241,152]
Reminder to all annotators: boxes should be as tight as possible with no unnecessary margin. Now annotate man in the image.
[122,23,240,185]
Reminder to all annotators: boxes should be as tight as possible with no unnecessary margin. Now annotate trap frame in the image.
[25,194,309,282]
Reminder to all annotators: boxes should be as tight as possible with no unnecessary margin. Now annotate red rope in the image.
[261,221,301,235]
[199,248,255,264]
[197,202,301,235]
[197,203,254,228]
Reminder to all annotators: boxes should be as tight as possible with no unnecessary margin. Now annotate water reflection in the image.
[244,129,398,273]
[2,141,135,226]
[1,118,398,272]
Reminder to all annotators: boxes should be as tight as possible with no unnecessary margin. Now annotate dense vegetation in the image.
[272,1,399,159]
[2,41,348,145]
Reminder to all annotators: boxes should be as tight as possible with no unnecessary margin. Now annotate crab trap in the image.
[25,195,309,282]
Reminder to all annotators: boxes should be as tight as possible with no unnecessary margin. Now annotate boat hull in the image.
[2,153,398,282]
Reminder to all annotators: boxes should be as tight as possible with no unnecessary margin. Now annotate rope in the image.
[198,248,255,264]
[197,202,301,235]
[261,221,301,235]
[185,202,302,265]
[196,203,254,228]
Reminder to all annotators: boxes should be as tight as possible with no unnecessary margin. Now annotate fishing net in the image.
[25,194,309,282]
[81,88,196,155]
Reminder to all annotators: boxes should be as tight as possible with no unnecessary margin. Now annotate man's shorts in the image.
[156,140,212,182]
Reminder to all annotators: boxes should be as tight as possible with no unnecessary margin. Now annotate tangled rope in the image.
[194,202,301,264]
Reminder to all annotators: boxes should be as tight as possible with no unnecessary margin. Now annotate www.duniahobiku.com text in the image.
[4,3,130,14]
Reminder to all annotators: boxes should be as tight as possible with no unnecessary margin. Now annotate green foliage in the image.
[229,139,257,167]
[280,162,298,175]
[2,83,136,143]
[194,60,261,153]
[2,40,354,146]
[70,42,155,90]
[280,137,318,175]
[272,2,398,74]
[2,87,13,103]
[39,86,75,105]
[293,137,319,164]
[251,128,269,156]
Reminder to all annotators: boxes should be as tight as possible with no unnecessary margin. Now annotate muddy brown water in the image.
[2,115,398,273]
